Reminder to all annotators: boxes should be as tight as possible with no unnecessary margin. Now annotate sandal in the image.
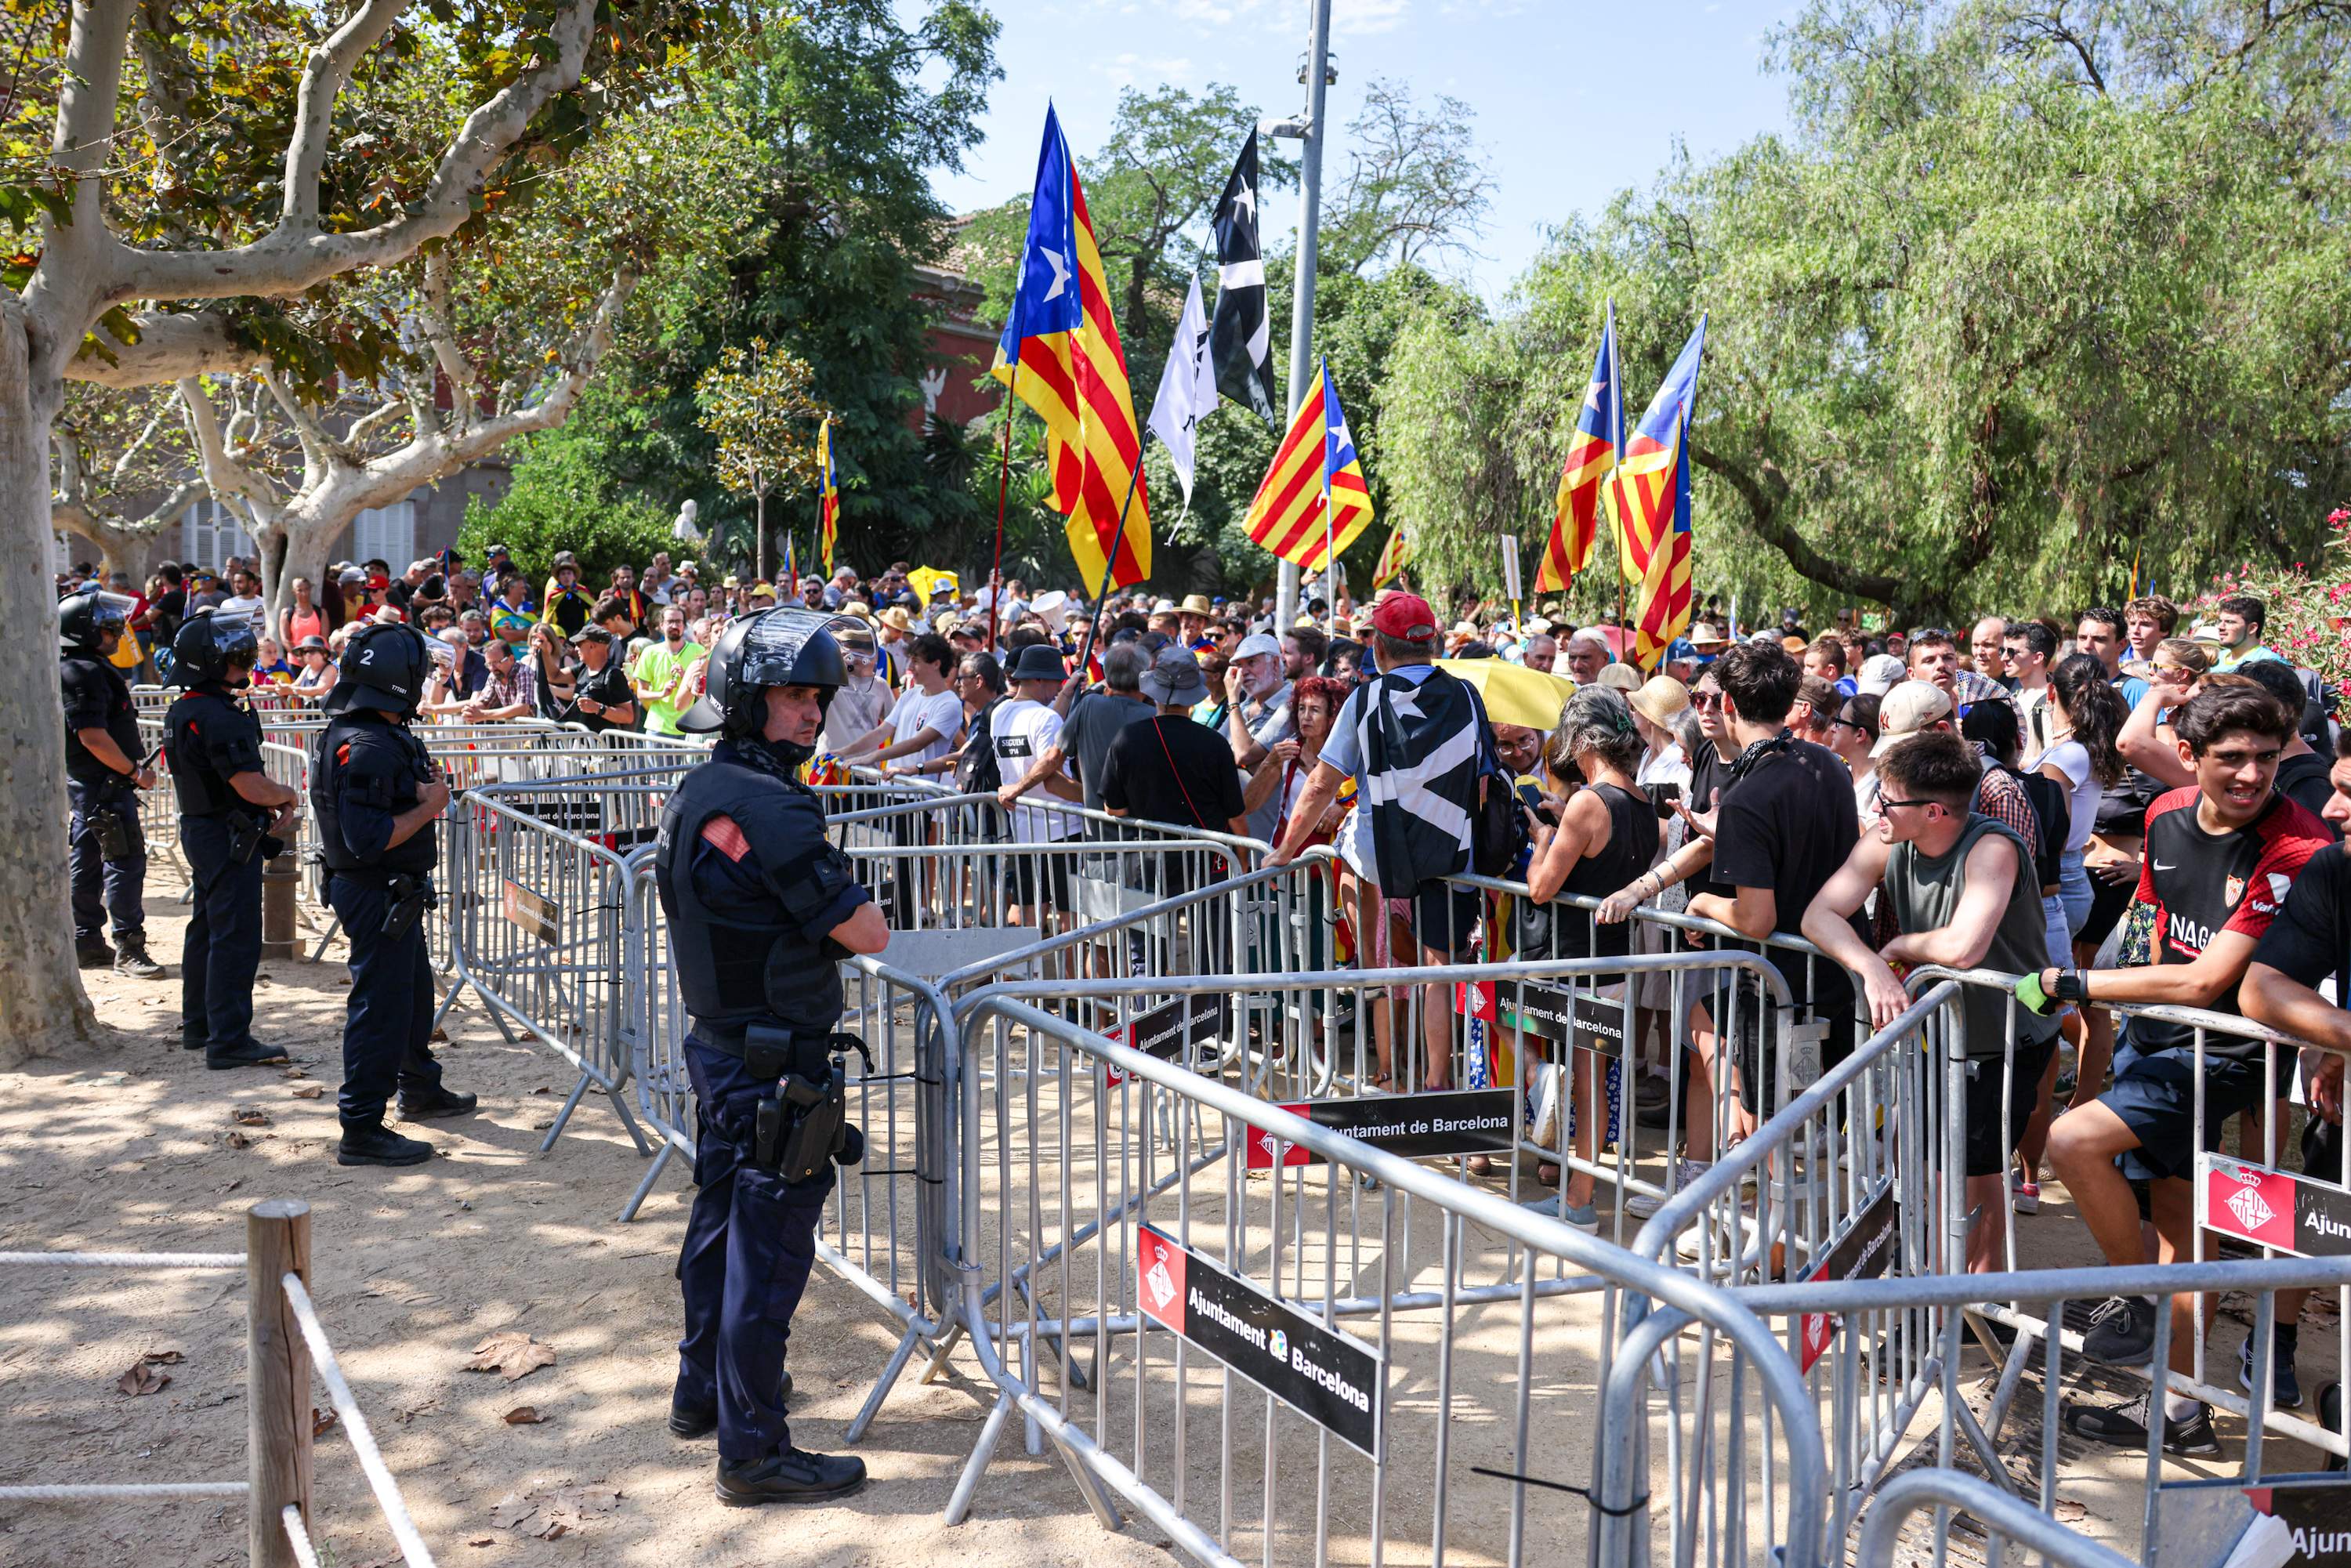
[1538,1161,1562,1188]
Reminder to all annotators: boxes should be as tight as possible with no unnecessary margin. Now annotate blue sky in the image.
[926,0,1799,300]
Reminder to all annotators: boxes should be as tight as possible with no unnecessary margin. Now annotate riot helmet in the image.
[322,621,430,715]
[679,608,847,742]
[168,607,259,687]
[59,589,132,656]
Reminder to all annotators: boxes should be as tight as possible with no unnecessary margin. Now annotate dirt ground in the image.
[0,874,1180,1568]
[2,863,2341,1568]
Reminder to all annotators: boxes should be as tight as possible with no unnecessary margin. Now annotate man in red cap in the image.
[1269,590,1491,1092]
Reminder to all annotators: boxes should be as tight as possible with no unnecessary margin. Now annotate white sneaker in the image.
[1628,1157,1713,1218]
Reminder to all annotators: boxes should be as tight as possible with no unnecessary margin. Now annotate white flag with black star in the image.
[1147,274,1216,505]
[1209,128,1277,424]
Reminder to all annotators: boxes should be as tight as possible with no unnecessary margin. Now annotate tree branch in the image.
[118,0,603,303]
[67,310,266,388]
[1691,441,1909,610]
[281,0,409,230]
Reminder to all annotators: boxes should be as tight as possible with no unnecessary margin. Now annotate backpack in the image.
[1991,762,2067,891]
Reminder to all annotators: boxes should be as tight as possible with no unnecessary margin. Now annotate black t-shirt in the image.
[147,588,187,643]
[1100,716,1245,833]
[2251,842,2351,1000]
[1684,741,1736,905]
[60,654,140,784]
[561,654,636,733]
[2276,751,2336,836]
[1709,737,1863,1009]
[2132,788,2327,1057]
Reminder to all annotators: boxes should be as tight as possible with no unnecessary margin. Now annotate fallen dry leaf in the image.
[468,1539,494,1549]
[488,1492,536,1530]
[116,1360,171,1396]
[144,1349,185,1366]
[2053,1500,2087,1524]
[313,1405,339,1438]
[502,1405,545,1425]
[292,1084,324,1099]
[464,1331,556,1382]
[234,1108,270,1127]
[223,1130,253,1150]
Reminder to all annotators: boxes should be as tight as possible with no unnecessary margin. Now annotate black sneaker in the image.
[2238,1324,2303,1409]
[2080,1295,2157,1367]
[75,935,115,969]
[397,1088,479,1121]
[714,1446,865,1506]
[2063,1392,2221,1457]
[670,1372,793,1439]
[206,1039,291,1070]
[337,1124,435,1167]
[2321,1382,2345,1474]
[113,940,165,979]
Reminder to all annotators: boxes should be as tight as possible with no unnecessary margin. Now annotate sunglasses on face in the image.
[1691,691,1724,710]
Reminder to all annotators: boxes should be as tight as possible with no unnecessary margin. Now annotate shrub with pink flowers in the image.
[2190,508,2351,689]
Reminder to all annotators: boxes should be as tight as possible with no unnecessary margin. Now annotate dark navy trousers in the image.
[675,1039,832,1462]
[67,777,146,941]
[328,874,445,1128]
[179,815,260,1051]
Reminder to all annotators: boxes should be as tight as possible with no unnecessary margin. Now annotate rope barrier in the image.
[280,1274,438,1568]
[0,1482,248,1500]
[282,1503,325,1568]
[0,1251,246,1269]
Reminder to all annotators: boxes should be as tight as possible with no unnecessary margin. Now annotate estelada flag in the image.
[1244,360,1375,572]
[991,104,1151,589]
[1536,306,1619,592]
[1373,524,1411,588]
[1631,404,1697,670]
[1615,316,1705,588]
[817,417,839,578]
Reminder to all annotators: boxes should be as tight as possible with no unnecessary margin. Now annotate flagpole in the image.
[1607,297,1626,648]
[1063,454,1148,716]
[989,361,1020,646]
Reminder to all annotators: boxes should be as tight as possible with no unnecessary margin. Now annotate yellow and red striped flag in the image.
[1243,360,1375,572]
[991,104,1151,590]
[1535,305,1620,592]
[1373,523,1411,588]
[1616,317,1705,592]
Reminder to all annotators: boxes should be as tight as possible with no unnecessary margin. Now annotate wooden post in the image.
[246,1200,313,1568]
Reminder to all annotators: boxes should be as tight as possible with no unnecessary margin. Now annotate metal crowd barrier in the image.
[0,1201,440,1567]
[939,990,1828,1568]
[435,784,655,1157]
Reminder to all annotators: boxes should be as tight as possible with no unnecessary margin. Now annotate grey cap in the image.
[1139,649,1207,706]
[1234,632,1282,661]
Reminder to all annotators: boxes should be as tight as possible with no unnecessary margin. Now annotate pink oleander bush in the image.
[2193,508,2351,688]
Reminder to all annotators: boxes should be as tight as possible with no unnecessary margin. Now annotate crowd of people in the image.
[55,537,2350,1458]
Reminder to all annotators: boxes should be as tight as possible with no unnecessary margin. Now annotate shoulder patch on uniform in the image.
[337,743,352,766]
[701,814,751,862]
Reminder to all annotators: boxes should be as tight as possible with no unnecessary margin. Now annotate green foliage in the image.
[1378,0,2351,625]
[518,1,1000,575]
[458,405,679,584]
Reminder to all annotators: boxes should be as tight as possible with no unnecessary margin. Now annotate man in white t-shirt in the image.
[991,643,1081,924]
[840,631,962,773]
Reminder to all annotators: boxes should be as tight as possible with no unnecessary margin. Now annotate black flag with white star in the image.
[1208,129,1277,425]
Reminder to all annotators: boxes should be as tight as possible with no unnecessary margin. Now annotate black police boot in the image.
[397,1088,479,1121]
[714,1443,864,1506]
[75,934,115,969]
[206,1039,291,1070]
[113,936,165,979]
[337,1123,435,1167]
[669,1371,794,1439]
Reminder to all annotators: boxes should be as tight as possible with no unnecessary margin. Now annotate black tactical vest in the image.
[654,758,846,1037]
[164,688,252,817]
[310,712,437,877]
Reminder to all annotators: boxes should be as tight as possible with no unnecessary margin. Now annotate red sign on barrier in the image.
[2200,1153,2351,1256]
[1797,1185,1900,1373]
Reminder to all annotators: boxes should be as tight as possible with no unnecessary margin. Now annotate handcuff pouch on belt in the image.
[744,1025,871,1183]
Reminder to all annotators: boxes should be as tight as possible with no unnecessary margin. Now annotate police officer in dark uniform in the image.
[310,621,476,1166]
[60,589,163,976]
[164,610,301,1068]
[658,608,888,1505]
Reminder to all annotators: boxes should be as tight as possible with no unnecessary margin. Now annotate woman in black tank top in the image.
[1516,688,1660,1225]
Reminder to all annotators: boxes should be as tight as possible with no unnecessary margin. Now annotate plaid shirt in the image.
[480,657,536,713]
